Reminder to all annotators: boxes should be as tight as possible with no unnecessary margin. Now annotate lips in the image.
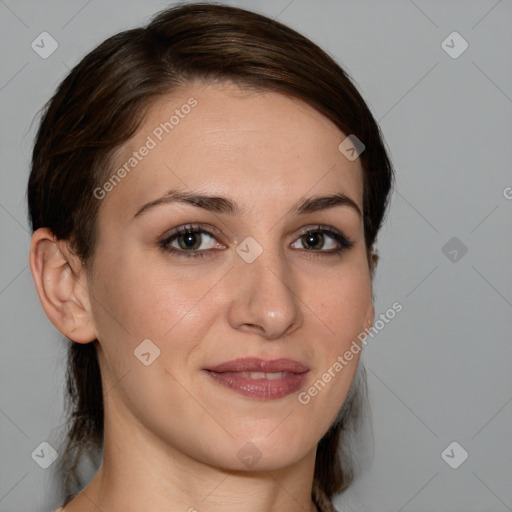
[203,357,309,400]
[205,357,309,374]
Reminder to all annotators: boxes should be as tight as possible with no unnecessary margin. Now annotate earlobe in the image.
[369,247,379,281]
[366,301,375,329]
[367,248,378,328]
[29,227,97,343]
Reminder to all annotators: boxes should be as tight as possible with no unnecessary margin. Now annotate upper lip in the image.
[205,357,309,374]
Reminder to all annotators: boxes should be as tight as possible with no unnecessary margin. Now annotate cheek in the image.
[313,260,372,340]
[88,254,221,411]
[301,256,371,402]
[90,251,214,339]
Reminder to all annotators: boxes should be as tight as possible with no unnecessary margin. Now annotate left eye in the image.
[290,229,352,252]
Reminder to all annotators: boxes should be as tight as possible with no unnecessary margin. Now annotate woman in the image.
[28,3,393,511]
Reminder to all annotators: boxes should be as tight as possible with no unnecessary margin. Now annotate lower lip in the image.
[203,370,308,400]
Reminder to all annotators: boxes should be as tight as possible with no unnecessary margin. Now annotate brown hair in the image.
[27,2,393,506]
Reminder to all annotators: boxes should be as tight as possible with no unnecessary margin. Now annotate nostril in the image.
[241,323,265,333]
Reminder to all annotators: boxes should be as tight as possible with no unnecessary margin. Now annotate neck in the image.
[63,402,320,512]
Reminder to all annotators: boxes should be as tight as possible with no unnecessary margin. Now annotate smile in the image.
[204,369,308,400]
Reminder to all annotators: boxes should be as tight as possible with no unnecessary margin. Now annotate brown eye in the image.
[164,230,217,252]
[177,232,203,250]
[301,232,326,250]
[291,227,354,254]
[159,224,225,259]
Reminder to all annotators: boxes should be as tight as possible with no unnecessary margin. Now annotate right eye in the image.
[158,224,226,258]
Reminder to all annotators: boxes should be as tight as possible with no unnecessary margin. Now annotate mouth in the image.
[203,357,309,400]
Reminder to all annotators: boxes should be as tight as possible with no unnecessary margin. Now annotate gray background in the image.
[1,0,511,511]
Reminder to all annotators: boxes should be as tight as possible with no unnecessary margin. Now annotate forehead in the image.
[101,81,364,220]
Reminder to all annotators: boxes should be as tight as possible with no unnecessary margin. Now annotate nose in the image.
[226,245,303,339]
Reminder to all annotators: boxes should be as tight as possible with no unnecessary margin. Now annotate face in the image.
[85,81,374,471]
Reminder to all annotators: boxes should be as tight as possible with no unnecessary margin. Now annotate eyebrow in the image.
[133,189,362,219]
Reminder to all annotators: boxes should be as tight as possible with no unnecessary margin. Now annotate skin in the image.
[30,81,375,512]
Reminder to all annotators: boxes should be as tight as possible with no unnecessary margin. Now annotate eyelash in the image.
[158,223,355,259]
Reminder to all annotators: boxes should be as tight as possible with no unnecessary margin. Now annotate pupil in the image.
[304,233,323,250]
[180,233,200,250]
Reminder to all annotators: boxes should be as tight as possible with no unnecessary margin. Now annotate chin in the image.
[202,431,316,472]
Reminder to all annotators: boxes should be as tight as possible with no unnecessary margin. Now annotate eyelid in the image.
[159,223,224,244]
[296,223,353,241]
[295,224,346,239]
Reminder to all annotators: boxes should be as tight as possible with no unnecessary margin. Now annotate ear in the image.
[368,247,379,281]
[366,247,378,328]
[29,227,97,343]
[365,298,375,330]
